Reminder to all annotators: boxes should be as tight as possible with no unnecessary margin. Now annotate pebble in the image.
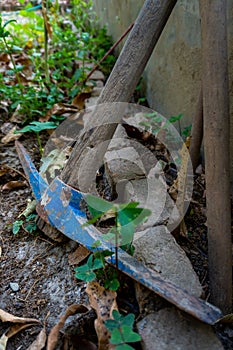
[9,282,19,292]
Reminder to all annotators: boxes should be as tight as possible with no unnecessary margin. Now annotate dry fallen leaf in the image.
[0,309,40,324]
[42,0,53,38]
[47,304,88,350]
[0,323,39,349]
[63,335,97,350]
[0,310,40,350]
[68,246,90,266]
[86,282,118,350]
[72,87,93,109]
[0,167,8,177]
[26,327,47,350]
[39,102,78,122]
[1,126,22,144]
[6,323,37,338]
[0,53,9,63]
[215,313,233,324]
[0,334,7,350]
[2,180,27,191]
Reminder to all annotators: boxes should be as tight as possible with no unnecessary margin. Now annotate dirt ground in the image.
[1,122,233,349]
[0,2,233,348]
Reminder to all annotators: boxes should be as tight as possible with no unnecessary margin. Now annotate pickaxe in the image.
[15,141,222,325]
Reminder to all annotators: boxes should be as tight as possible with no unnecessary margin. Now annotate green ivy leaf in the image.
[74,270,96,282]
[117,205,151,245]
[104,278,120,291]
[92,257,104,270]
[94,250,113,259]
[25,221,37,233]
[110,328,124,345]
[168,113,183,123]
[105,319,119,332]
[85,194,114,221]
[12,220,23,234]
[91,240,102,248]
[26,213,37,222]
[115,345,134,350]
[121,325,141,343]
[74,264,90,273]
[15,121,58,134]
[120,314,135,328]
[112,310,123,322]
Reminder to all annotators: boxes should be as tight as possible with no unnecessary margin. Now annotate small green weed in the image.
[74,195,151,291]
[15,121,58,155]
[12,213,37,234]
[0,0,115,124]
[141,111,192,139]
[105,310,141,350]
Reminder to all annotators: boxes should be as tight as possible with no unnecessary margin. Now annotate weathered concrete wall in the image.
[93,0,233,177]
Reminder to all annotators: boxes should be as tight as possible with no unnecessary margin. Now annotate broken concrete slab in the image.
[133,226,203,297]
[85,96,99,108]
[91,87,103,97]
[123,177,178,228]
[104,124,160,199]
[137,308,224,350]
[104,146,146,183]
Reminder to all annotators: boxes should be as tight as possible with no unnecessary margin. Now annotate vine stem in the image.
[36,132,43,156]
[3,37,24,92]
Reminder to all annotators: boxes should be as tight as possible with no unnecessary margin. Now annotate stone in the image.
[88,70,105,80]
[137,308,224,350]
[9,282,19,292]
[85,96,99,108]
[104,124,159,197]
[133,226,203,297]
[104,146,146,183]
[91,87,103,97]
[123,177,177,228]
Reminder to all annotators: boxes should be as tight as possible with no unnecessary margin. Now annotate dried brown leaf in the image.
[0,309,40,324]
[39,103,78,122]
[42,0,53,38]
[0,53,9,63]
[72,87,93,109]
[2,180,27,191]
[68,246,90,266]
[86,282,118,350]
[10,105,25,123]
[26,327,47,350]
[63,335,97,350]
[0,334,8,350]
[6,323,37,338]
[1,126,22,144]
[0,167,8,177]
[215,313,233,324]
[47,304,88,350]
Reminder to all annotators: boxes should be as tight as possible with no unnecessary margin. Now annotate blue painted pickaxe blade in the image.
[15,141,223,325]
[15,141,47,201]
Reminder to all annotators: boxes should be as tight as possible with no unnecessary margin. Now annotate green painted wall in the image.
[93,0,233,178]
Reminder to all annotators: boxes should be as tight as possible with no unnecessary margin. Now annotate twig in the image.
[23,278,40,302]
[2,164,28,181]
[83,21,135,84]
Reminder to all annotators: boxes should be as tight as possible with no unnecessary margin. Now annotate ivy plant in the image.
[105,310,141,350]
[15,121,58,155]
[74,195,151,291]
